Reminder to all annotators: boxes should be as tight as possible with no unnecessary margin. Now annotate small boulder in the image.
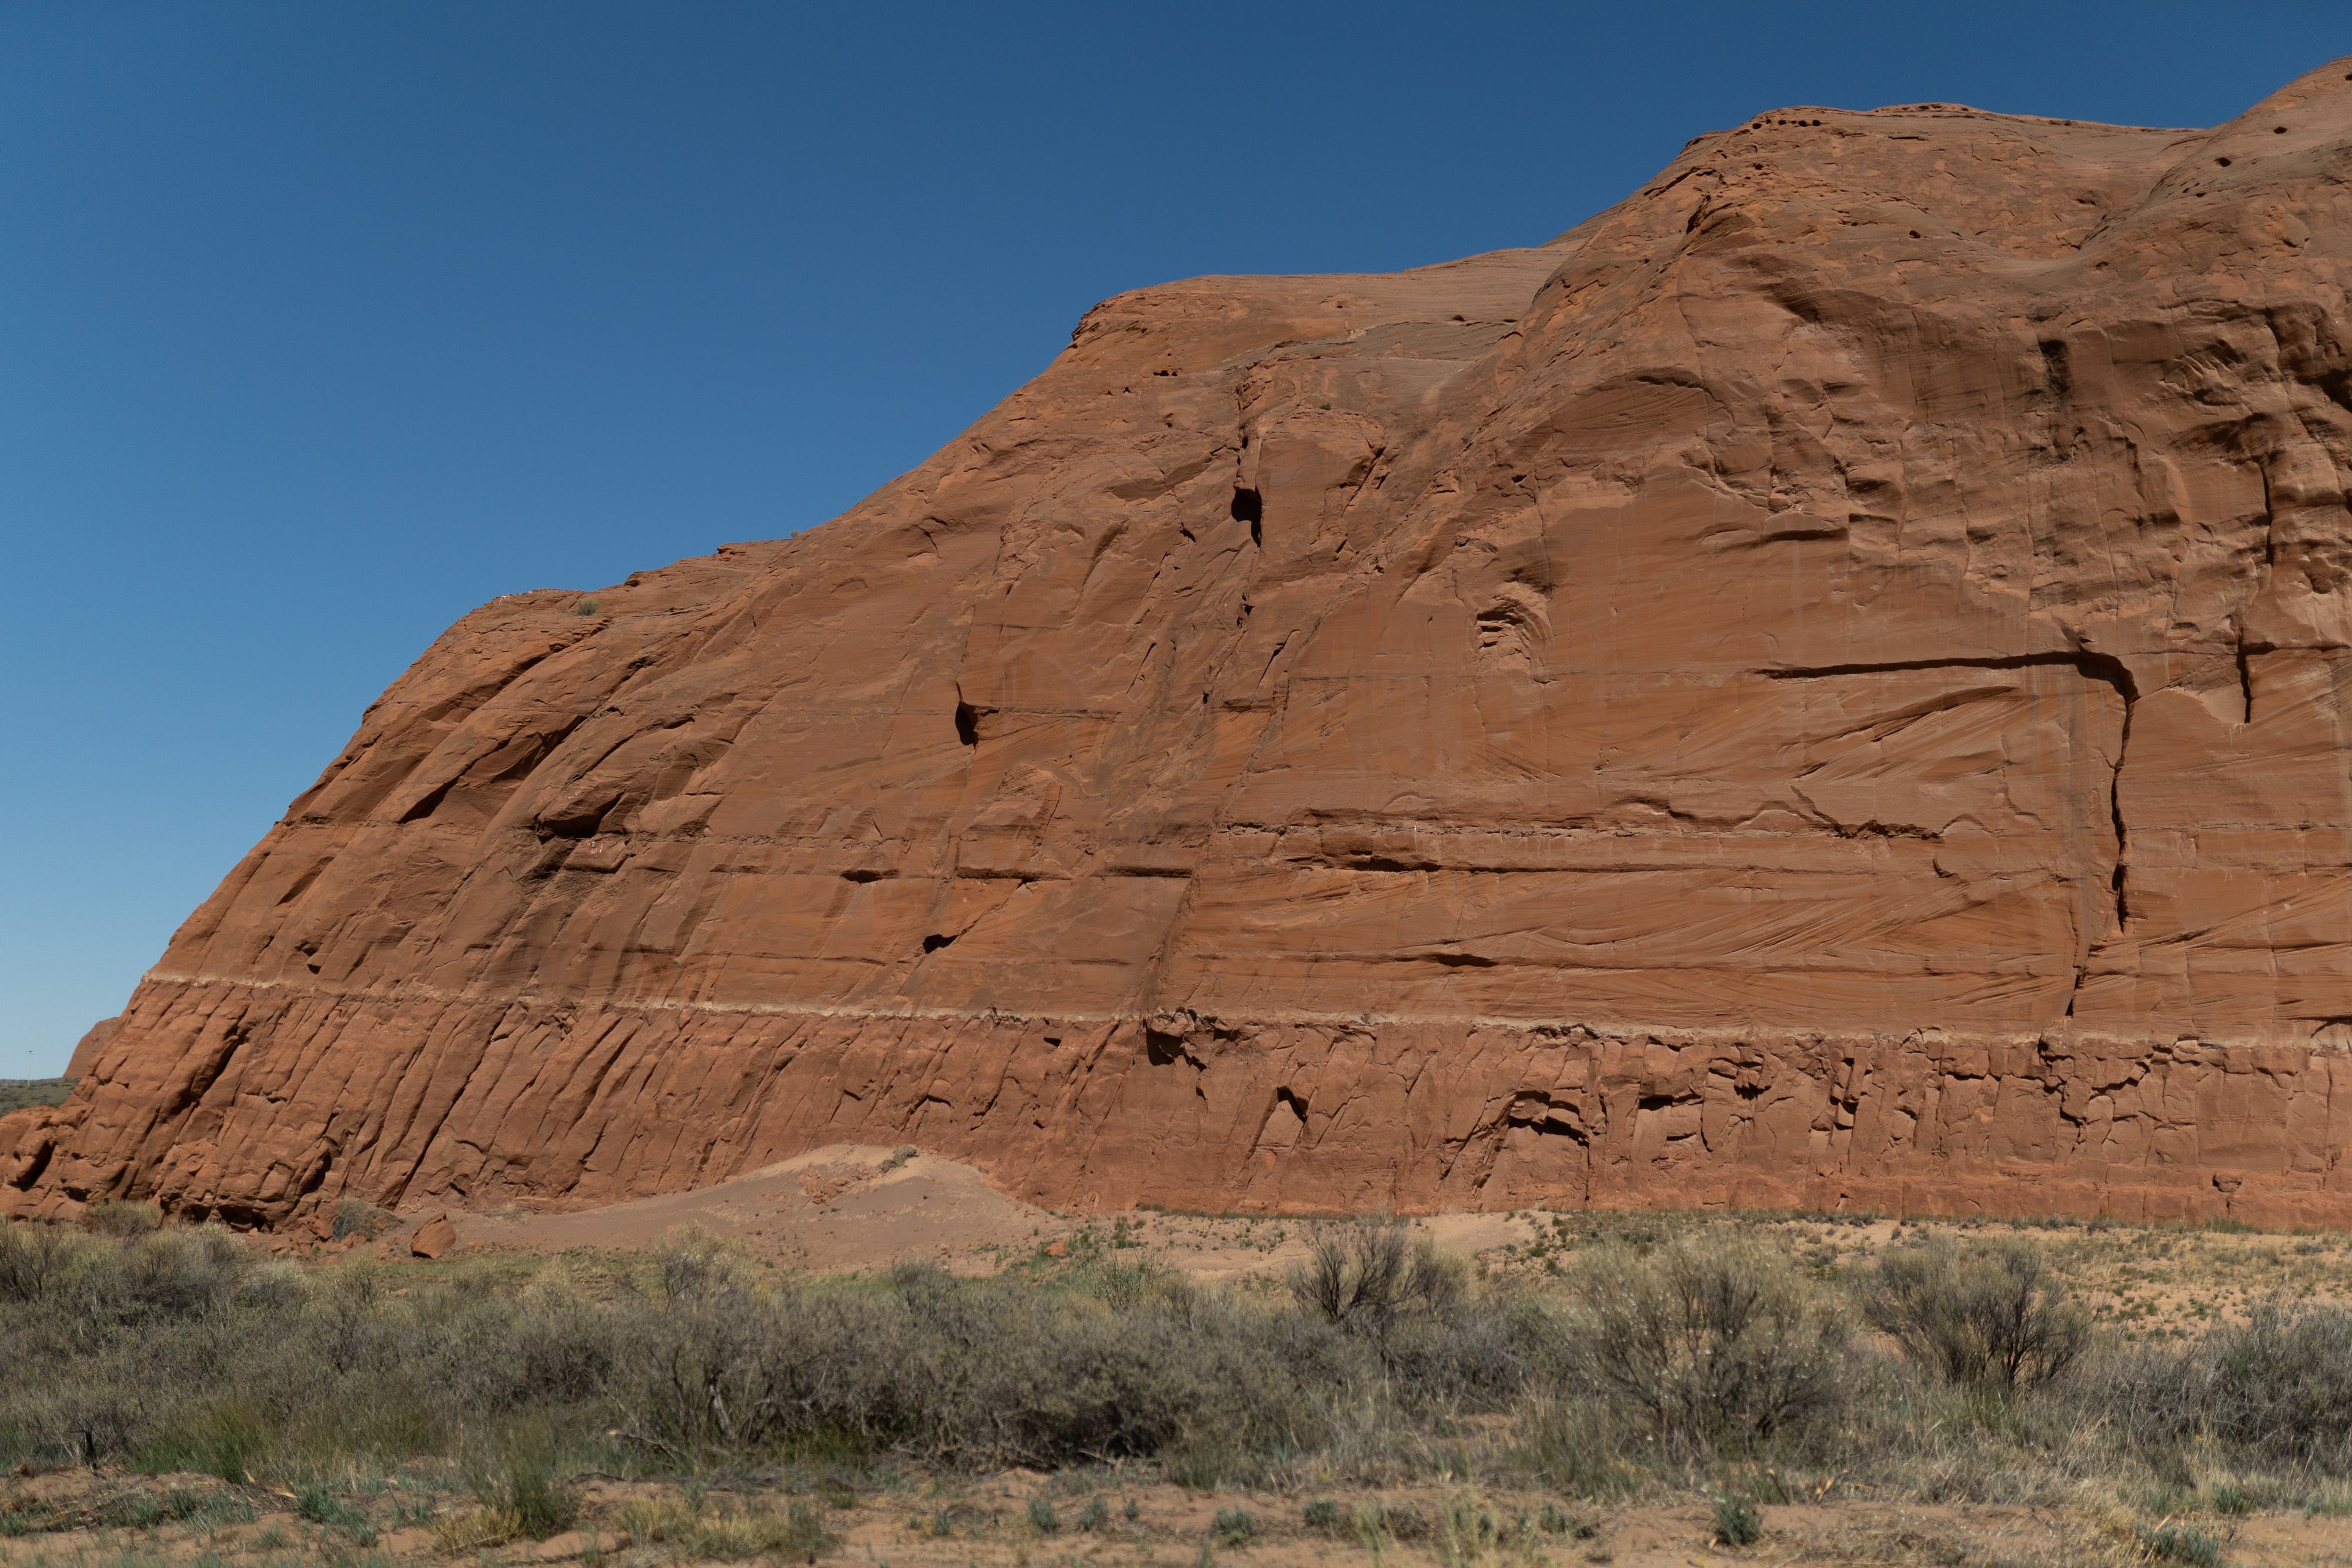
[410,1213,456,1259]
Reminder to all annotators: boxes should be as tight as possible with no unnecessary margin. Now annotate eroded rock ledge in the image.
[18,62,2352,1226]
[12,976,2349,1229]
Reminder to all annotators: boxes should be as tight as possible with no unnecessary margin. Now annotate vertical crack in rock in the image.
[2235,627,2260,724]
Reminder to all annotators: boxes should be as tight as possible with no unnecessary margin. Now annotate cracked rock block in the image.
[19,63,2352,1227]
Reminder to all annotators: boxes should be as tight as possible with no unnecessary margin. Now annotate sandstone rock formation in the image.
[408,1213,455,1261]
[16,62,2352,1228]
[66,1018,117,1081]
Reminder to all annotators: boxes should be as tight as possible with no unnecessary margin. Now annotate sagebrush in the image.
[1,1211,2349,1512]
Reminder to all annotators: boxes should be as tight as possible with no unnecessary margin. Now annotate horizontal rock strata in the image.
[17,61,2352,1226]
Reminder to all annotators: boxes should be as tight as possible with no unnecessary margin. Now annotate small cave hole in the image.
[1909,229,1922,239]
[2215,156,2231,167]
[1276,1086,1309,1121]
[953,701,978,747]
[921,933,955,954]
[2275,125,2289,133]
[1231,486,1263,547]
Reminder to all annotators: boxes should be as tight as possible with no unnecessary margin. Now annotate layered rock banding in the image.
[18,62,2352,1227]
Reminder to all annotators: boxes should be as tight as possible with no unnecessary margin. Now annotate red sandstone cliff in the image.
[18,63,2352,1228]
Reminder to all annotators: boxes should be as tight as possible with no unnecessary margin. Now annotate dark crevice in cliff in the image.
[1347,855,1443,874]
[274,857,333,907]
[2037,339,2072,409]
[2106,657,2136,936]
[2236,629,2263,724]
[1232,486,1263,549]
[1758,652,2134,701]
[397,778,456,824]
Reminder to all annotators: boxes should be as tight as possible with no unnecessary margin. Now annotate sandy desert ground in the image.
[0,1148,2264,1564]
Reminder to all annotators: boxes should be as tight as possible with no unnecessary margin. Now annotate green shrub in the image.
[686,1502,830,1560]
[118,1225,248,1322]
[1514,1395,1631,1496]
[621,1234,1335,1470]
[1561,1235,1850,1449]
[330,1198,400,1241]
[1859,1238,2089,1390]
[145,1397,272,1482]
[1302,1499,1340,1531]
[1536,1504,1595,1537]
[1712,1492,1760,1546]
[1287,1221,1462,1337]
[1213,1507,1255,1546]
[1027,1494,1058,1534]
[294,1482,375,1543]
[86,1200,161,1239]
[1167,1430,1240,1490]
[2137,1523,2224,1567]
[1077,1496,1109,1531]
[462,1425,577,1541]
[0,1218,80,1304]
[2103,1305,2352,1466]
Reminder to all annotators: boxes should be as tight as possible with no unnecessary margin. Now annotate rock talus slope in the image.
[19,63,2352,1227]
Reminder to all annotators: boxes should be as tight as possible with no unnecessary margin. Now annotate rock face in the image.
[65,1018,118,1081]
[16,63,2352,1229]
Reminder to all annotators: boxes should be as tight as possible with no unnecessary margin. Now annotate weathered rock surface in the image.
[66,1018,117,1081]
[408,1213,455,1261]
[16,63,2352,1228]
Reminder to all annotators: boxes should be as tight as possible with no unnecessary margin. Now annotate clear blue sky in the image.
[5,2,2344,1076]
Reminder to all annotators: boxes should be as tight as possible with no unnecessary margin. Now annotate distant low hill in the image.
[0,1080,72,1116]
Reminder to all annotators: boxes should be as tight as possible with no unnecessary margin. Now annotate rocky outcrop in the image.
[16,63,2352,1228]
[66,1018,117,1081]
